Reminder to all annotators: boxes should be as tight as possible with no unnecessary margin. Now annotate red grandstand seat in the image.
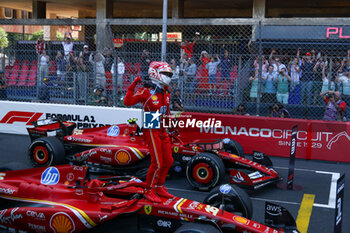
[17,64,29,86]
[14,60,21,66]
[230,65,238,82]
[196,65,209,90]
[31,60,38,66]
[105,71,113,90]
[30,63,38,71]
[125,62,133,75]
[26,69,37,87]
[122,74,131,91]
[8,71,19,86]
[133,62,141,76]
[5,65,11,79]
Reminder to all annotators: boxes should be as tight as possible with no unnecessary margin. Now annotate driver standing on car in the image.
[124,61,174,203]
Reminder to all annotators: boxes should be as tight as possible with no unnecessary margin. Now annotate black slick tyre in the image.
[186,152,225,191]
[28,137,65,167]
[174,223,220,233]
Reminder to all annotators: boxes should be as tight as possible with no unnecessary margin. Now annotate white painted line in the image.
[275,166,339,209]
[168,169,340,209]
[275,166,320,173]
[313,171,339,209]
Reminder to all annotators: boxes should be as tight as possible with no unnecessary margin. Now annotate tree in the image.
[31,29,44,41]
[0,27,9,48]
[56,31,64,41]
[31,29,64,41]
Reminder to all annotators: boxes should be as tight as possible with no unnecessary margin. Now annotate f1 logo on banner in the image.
[0,111,43,125]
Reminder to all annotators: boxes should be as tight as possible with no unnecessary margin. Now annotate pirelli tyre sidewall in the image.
[174,223,220,233]
[28,137,65,167]
[222,138,245,158]
[186,152,225,191]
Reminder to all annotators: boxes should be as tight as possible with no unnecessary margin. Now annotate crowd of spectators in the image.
[4,32,350,121]
[31,33,129,105]
[248,48,350,121]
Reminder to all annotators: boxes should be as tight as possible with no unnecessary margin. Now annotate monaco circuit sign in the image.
[179,112,350,163]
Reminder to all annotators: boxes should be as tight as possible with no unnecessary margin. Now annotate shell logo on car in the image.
[233,216,249,225]
[50,212,75,233]
[115,150,131,164]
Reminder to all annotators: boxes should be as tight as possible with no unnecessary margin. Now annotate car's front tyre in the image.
[186,152,225,191]
[174,223,220,233]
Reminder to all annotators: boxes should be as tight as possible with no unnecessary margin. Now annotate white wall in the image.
[0,101,142,135]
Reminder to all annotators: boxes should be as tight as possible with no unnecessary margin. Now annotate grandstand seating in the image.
[17,61,30,86]
[105,71,113,90]
[26,67,37,87]
[133,62,141,76]
[8,64,20,86]
[122,75,131,91]
[5,65,11,79]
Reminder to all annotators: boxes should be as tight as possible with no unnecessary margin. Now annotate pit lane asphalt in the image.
[1,133,349,233]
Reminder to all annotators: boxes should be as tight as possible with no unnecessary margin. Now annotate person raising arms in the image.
[124,61,174,203]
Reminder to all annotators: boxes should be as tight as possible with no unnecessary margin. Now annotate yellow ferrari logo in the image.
[174,147,179,153]
[144,205,152,215]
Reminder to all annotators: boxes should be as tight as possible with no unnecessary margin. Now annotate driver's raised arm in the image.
[124,76,147,106]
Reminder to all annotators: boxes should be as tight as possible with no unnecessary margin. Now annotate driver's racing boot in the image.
[144,188,161,203]
[155,186,174,198]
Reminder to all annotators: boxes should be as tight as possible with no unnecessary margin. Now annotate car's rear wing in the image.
[186,139,223,151]
[27,118,76,141]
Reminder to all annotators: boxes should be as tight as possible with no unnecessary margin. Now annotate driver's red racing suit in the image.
[124,77,173,189]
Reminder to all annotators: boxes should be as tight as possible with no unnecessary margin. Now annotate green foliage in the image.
[31,29,44,41]
[0,27,9,48]
[31,29,65,41]
[56,31,64,41]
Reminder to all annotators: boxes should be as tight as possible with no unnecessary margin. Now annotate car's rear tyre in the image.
[174,223,220,233]
[203,184,253,219]
[222,138,245,158]
[186,152,225,191]
[28,137,65,167]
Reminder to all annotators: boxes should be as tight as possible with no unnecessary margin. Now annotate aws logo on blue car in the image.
[41,167,60,185]
[107,125,120,136]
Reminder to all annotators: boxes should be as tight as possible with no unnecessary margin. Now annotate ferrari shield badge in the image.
[174,147,179,153]
[144,205,152,215]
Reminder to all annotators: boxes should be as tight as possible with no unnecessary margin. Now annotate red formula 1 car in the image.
[27,118,281,191]
[0,165,298,233]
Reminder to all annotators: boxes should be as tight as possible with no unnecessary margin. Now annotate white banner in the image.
[0,101,142,135]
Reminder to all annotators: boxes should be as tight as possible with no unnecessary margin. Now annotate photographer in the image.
[87,86,108,106]
[320,90,346,121]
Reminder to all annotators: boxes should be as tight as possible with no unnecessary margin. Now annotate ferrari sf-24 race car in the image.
[27,118,281,191]
[0,164,299,233]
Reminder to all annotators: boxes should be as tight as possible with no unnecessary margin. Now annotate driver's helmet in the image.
[148,61,173,86]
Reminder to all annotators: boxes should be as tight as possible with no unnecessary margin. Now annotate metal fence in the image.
[1,20,350,121]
